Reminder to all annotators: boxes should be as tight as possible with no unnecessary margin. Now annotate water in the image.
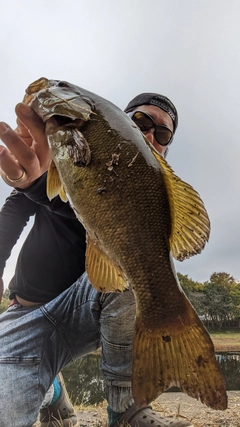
[62,352,240,405]
[62,353,105,405]
[216,352,240,390]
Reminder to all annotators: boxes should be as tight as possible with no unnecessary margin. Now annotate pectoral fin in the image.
[66,129,91,167]
[86,235,128,292]
[47,160,67,201]
[149,146,210,261]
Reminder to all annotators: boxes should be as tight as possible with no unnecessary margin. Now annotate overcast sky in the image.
[1,0,240,288]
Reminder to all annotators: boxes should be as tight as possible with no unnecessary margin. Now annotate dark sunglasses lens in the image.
[131,111,172,146]
[131,111,153,131]
[155,128,172,146]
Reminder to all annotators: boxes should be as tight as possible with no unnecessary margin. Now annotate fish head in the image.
[24,77,94,123]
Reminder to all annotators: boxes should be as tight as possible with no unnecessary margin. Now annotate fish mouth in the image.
[46,115,85,130]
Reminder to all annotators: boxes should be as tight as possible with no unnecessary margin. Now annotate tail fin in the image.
[132,301,227,410]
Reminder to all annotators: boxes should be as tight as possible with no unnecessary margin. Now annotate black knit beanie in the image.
[124,93,178,133]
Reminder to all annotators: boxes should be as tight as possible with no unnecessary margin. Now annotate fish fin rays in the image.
[86,236,128,292]
[66,129,91,166]
[132,302,227,410]
[151,150,210,260]
[47,160,68,202]
[59,186,68,202]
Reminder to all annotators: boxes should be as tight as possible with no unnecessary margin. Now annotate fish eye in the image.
[58,81,69,88]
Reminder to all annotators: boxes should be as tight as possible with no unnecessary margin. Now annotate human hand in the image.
[0,103,51,189]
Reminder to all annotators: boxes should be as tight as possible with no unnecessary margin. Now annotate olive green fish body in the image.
[24,78,227,410]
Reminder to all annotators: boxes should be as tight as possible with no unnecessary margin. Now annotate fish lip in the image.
[46,117,59,127]
[45,117,59,135]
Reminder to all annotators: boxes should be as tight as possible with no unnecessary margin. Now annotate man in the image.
[0,92,193,427]
[0,188,86,426]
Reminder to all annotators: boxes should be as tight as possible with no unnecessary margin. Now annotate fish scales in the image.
[24,78,227,410]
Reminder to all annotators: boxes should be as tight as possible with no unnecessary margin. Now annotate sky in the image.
[0,0,240,288]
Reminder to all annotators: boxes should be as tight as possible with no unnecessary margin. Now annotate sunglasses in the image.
[128,110,173,146]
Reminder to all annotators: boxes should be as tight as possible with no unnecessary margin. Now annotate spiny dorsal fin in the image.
[86,235,128,292]
[150,148,210,260]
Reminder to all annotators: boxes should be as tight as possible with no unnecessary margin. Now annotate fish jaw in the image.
[25,78,94,122]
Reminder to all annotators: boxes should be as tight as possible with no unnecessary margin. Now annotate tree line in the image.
[1,272,240,329]
[178,271,240,329]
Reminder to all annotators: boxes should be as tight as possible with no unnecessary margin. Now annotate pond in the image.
[62,352,240,405]
[62,353,105,405]
[216,352,240,390]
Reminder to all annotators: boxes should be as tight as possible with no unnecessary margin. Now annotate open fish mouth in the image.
[46,115,85,129]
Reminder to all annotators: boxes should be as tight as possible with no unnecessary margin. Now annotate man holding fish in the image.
[0,80,225,427]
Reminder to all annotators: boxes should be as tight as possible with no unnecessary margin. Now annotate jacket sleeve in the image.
[0,190,37,277]
[17,172,77,219]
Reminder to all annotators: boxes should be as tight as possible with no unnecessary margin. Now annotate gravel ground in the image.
[76,391,240,427]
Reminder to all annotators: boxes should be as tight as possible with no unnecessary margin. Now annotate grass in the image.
[209,329,240,352]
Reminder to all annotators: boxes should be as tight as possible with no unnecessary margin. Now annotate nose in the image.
[144,128,155,144]
[143,129,166,156]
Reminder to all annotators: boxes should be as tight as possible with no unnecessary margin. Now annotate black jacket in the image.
[0,174,86,302]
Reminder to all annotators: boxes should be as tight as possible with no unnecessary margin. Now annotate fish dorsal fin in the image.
[47,160,68,202]
[86,235,128,292]
[150,148,210,261]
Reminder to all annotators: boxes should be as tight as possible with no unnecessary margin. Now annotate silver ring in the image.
[6,167,26,183]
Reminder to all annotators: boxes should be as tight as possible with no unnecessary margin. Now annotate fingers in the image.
[15,103,51,171]
[0,142,25,183]
[0,121,36,166]
[0,122,37,187]
[15,103,46,144]
[0,114,50,189]
[0,102,52,189]
[0,146,34,190]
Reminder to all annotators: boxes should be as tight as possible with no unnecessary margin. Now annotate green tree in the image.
[0,288,10,314]
[177,273,203,294]
[209,272,235,285]
[177,273,204,314]
[202,272,239,328]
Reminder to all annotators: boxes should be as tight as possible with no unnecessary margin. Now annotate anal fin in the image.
[86,236,128,293]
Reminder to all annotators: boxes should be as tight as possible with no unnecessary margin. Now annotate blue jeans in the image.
[0,273,136,427]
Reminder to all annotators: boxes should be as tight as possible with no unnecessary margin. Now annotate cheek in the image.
[152,142,166,156]
[143,130,167,156]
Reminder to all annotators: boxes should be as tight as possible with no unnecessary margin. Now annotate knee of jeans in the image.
[100,334,132,381]
[100,292,136,345]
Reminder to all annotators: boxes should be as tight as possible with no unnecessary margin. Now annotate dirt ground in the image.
[76,335,240,427]
[76,391,240,427]
[211,336,240,353]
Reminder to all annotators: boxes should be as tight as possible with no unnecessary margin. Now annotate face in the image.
[131,105,174,156]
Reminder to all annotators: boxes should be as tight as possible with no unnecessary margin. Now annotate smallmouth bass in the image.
[24,78,227,410]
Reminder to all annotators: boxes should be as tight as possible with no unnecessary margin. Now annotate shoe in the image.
[114,404,194,427]
[38,373,79,427]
